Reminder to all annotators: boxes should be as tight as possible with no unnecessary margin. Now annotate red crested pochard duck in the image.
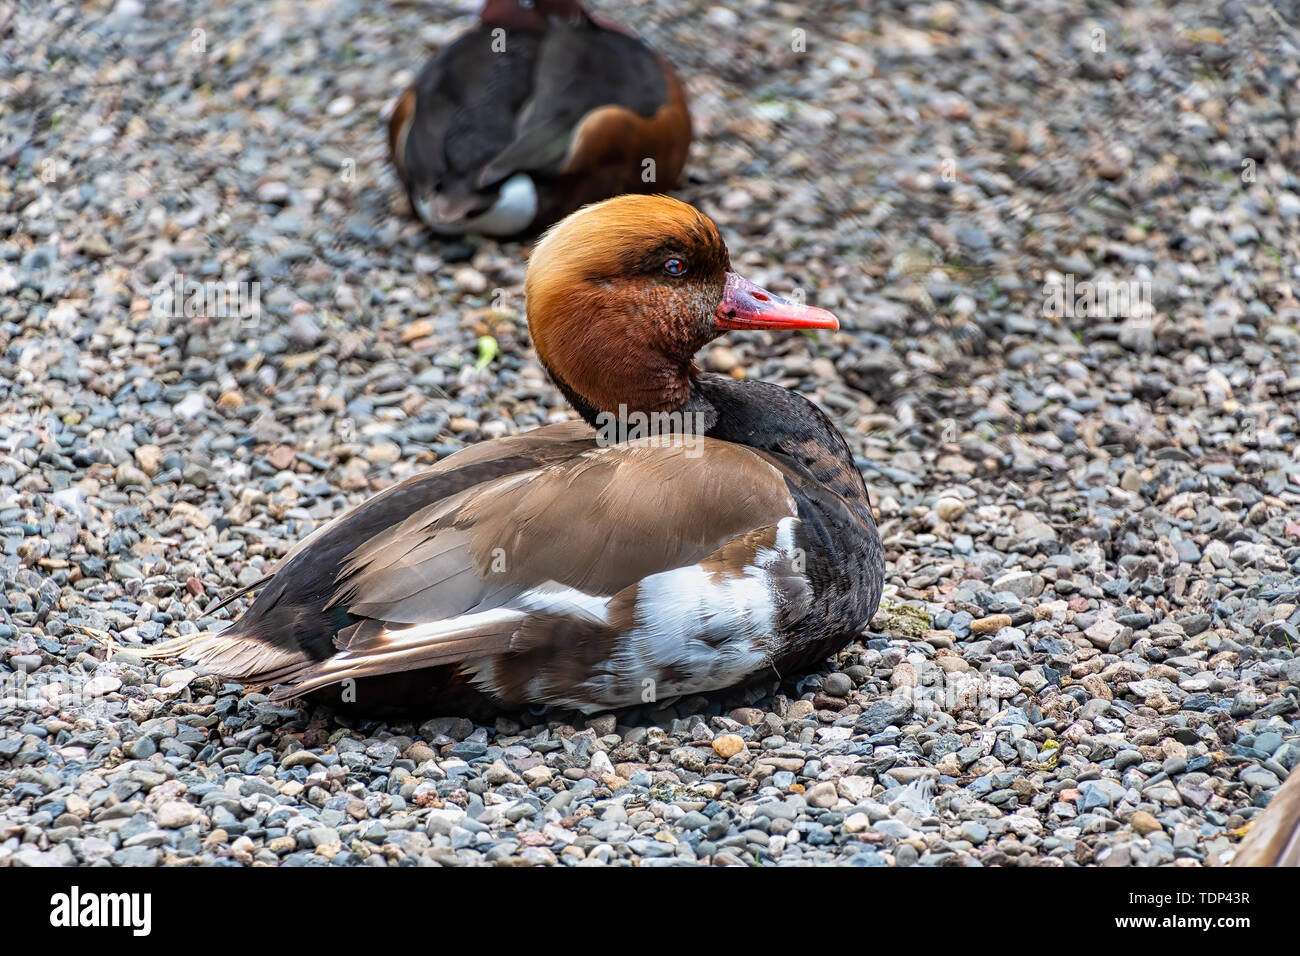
[145,195,884,716]
[388,0,691,238]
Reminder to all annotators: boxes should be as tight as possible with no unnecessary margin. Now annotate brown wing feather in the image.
[334,436,795,629]
[476,22,677,185]
[268,613,532,700]
[272,419,595,577]
[169,430,798,699]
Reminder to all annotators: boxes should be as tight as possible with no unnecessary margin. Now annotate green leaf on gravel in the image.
[474,335,499,371]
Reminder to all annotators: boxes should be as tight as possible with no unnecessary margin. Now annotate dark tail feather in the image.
[203,573,275,617]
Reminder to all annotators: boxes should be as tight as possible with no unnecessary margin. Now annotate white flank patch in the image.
[470,174,537,236]
[416,174,537,237]
[552,562,781,712]
[518,581,612,620]
[758,516,800,570]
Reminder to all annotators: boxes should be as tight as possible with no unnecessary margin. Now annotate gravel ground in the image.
[2,0,1299,867]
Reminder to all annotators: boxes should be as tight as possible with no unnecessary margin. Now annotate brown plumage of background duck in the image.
[388,0,691,238]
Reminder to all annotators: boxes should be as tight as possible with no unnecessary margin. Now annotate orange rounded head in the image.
[525,195,838,419]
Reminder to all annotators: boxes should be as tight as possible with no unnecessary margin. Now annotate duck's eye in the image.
[663,258,687,277]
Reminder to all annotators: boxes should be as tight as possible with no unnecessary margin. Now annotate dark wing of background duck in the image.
[390,25,544,226]
[391,20,688,234]
[151,421,875,713]
[1231,763,1300,866]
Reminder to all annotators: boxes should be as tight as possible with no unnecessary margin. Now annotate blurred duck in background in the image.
[388,0,691,238]
[1231,763,1299,866]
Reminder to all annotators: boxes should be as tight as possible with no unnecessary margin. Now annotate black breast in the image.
[698,374,885,661]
